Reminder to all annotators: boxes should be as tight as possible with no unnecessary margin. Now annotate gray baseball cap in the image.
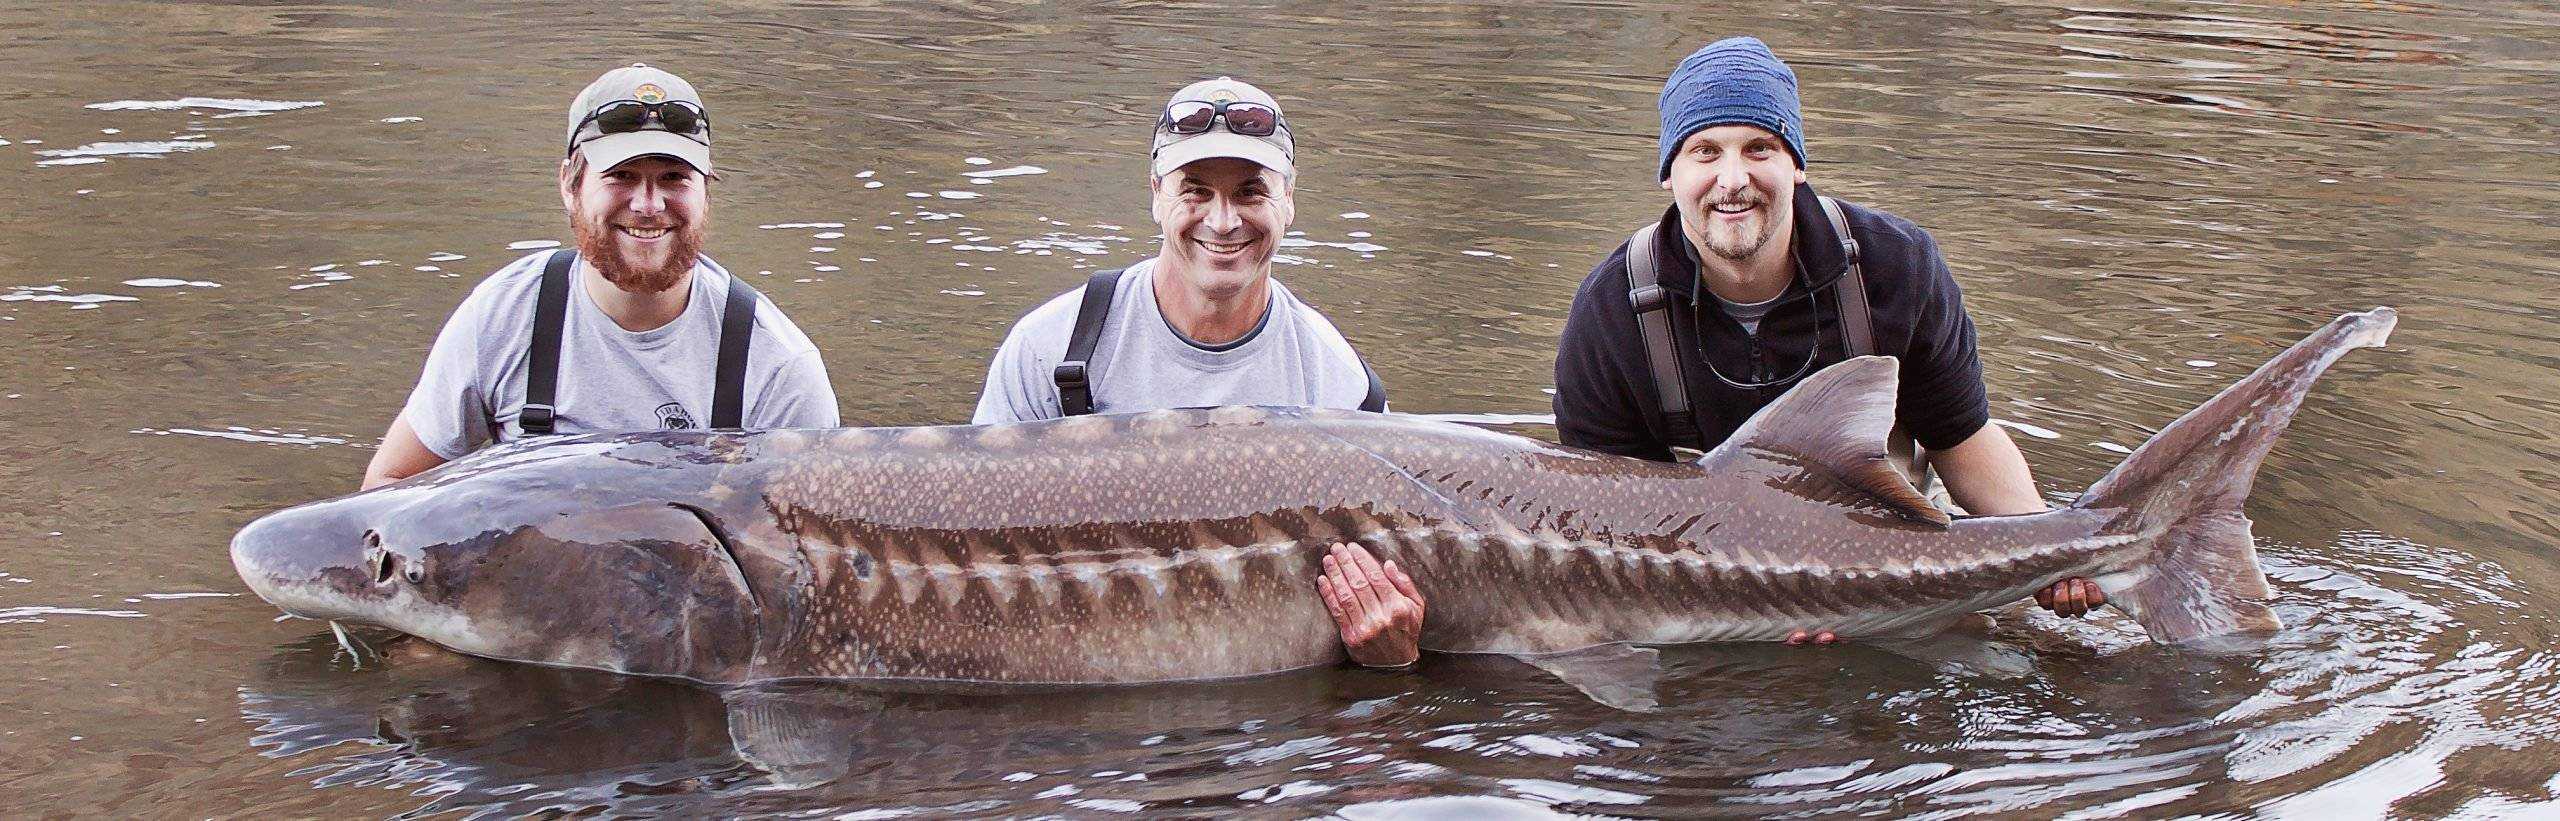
[564,63,713,176]
[1149,76,1294,181]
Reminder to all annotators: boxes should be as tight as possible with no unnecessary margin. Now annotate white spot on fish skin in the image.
[899,426,953,448]
[1133,408,1184,431]
[1049,414,1113,443]
[758,429,816,457]
[1202,546,1250,590]
[1207,406,1266,426]
[892,564,927,605]
[976,424,1027,449]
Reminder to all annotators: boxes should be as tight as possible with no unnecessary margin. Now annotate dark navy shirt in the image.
[1553,182,1991,462]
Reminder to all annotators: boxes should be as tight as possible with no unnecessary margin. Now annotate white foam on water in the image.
[961,164,1047,179]
[936,191,982,200]
[287,282,331,290]
[940,289,987,297]
[1238,780,1333,803]
[965,157,992,165]
[811,246,836,253]
[34,140,214,160]
[138,592,235,600]
[0,606,147,620]
[506,239,561,250]
[1992,418,2062,439]
[865,181,884,189]
[415,266,439,272]
[3,292,137,305]
[813,265,841,273]
[427,251,466,261]
[1279,238,1385,253]
[36,158,107,166]
[759,222,846,230]
[814,231,844,239]
[2094,441,2134,454]
[85,98,323,113]
[145,427,347,446]
[308,263,338,271]
[122,278,219,288]
[855,170,875,179]
[1501,778,1647,806]
[906,192,930,198]
[378,116,423,124]
[1341,211,1370,219]
[1032,784,1077,799]
[2186,360,2218,367]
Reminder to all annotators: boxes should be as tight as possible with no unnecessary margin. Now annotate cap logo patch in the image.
[1208,89,1236,104]
[634,83,667,104]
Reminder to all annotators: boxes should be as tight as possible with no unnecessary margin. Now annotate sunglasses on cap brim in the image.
[568,99,710,153]
[1159,99,1283,138]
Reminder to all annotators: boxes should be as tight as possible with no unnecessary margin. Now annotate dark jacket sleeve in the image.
[1554,246,1677,462]
[1888,225,1992,451]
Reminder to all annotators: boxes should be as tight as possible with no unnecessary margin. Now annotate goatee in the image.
[572,214,705,294]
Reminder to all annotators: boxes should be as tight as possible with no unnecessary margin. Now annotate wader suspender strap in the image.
[1622,222,1704,447]
[710,274,762,430]
[522,250,761,435]
[1055,268,1387,416]
[1818,196,1876,357]
[521,250,576,436]
[1055,268,1126,416]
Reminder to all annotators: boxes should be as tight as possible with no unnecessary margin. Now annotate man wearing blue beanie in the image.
[1552,37,2104,625]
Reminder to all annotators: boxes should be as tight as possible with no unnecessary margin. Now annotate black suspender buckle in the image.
[1053,361,1089,389]
[1629,283,1669,314]
[520,403,557,435]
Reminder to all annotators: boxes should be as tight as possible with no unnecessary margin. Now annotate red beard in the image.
[571,210,706,294]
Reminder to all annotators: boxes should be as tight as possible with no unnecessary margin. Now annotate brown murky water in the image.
[3,1,2557,816]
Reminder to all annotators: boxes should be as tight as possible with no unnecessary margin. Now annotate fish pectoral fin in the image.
[1515,644,1663,713]
[722,683,885,789]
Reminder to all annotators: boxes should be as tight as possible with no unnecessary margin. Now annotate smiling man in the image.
[972,77,1416,666]
[361,64,838,490]
[1552,37,2105,628]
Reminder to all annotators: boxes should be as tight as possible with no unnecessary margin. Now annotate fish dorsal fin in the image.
[1698,356,1951,529]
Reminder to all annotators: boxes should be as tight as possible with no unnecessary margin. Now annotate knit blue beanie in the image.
[1657,36,1806,179]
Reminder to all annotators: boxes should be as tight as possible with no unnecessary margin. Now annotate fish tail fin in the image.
[2071,308,2396,645]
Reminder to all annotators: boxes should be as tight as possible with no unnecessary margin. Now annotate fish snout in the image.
[231,501,381,620]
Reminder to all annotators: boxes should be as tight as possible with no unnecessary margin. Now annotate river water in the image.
[3,1,2556,817]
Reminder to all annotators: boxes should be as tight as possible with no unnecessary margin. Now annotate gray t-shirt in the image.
[402,251,840,459]
[972,259,1375,423]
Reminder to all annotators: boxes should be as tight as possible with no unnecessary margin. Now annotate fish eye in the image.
[401,559,425,585]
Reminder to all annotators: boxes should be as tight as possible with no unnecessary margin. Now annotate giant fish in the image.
[232,308,2396,702]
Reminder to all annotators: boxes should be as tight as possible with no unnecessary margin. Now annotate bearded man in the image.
[362,64,838,489]
[1551,38,2105,628]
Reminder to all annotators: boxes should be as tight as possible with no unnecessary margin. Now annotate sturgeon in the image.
[232,308,2395,696]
